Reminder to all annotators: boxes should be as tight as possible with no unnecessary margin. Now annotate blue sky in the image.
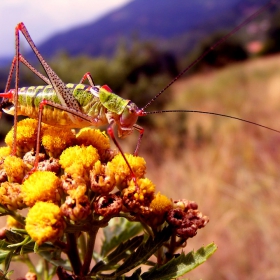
[0,0,132,57]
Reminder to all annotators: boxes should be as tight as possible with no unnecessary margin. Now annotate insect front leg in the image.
[133,124,144,156]
[30,99,95,171]
[107,122,137,183]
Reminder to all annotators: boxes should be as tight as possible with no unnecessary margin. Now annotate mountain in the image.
[34,0,276,59]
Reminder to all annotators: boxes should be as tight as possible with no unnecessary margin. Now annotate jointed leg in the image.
[133,124,144,156]
[107,124,137,183]
[79,72,95,86]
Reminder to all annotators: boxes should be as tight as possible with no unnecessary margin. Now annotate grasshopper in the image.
[0,1,280,178]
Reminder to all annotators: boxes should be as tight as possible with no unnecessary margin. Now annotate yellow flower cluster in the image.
[22,171,62,207]
[0,118,208,246]
[25,201,65,245]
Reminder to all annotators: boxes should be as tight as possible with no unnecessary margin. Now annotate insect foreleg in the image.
[107,124,137,182]
[132,124,144,156]
[31,99,95,171]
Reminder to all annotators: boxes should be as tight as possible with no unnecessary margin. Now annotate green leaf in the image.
[112,226,173,278]
[39,250,71,271]
[5,230,24,244]
[4,250,13,272]
[0,240,11,251]
[91,235,144,274]
[141,243,217,280]
[101,218,143,256]
[0,252,10,264]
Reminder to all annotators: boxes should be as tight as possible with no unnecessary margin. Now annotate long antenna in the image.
[143,110,280,134]
[141,0,280,111]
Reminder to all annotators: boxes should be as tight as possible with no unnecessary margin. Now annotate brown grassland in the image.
[138,54,280,279]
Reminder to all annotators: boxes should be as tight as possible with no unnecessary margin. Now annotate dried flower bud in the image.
[173,199,198,212]
[0,182,25,210]
[61,195,91,221]
[23,151,46,166]
[90,160,115,194]
[167,208,209,240]
[37,158,60,173]
[61,174,87,195]
[94,194,122,217]
[0,169,7,183]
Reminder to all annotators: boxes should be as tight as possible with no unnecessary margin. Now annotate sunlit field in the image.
[139,54,280,279]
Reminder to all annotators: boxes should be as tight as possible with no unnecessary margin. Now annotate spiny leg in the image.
[107,124,137,183]
[132,124,144,156]
[16,23,81,114]
[79,72,95,86]
[14,22,84,171]
[31,100,95,171]
[5,28,53,157]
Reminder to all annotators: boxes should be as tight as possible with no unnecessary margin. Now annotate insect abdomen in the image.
[7,84,107,128]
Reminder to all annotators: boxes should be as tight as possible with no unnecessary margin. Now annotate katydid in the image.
[0,1,280,179]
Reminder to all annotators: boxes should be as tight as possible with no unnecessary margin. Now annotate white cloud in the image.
[0,0,132,57]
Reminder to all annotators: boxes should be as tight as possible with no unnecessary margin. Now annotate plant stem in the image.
[66,233,82,276]
[81,227,98,275]
[43,259,49,280]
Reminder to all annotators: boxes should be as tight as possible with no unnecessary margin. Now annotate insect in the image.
[0,1,280,177]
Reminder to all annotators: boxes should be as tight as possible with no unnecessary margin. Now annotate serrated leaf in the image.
[91,235,144,274]
[141,243,217,280]
[112,226,172,277]
[101,218,143,256]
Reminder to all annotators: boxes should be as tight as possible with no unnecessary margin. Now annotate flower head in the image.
[107,154,146,188]
[76,128,110,160]
[25,201,65,245]
[4,155,28,183]
[143,192,173,226]
[0,146,11,161]
[42,125,75,158]
[122,178,155,213]
[60,145,99,175]
[5,119,38,157]
[6,216,24,229]
[22,171,62,207]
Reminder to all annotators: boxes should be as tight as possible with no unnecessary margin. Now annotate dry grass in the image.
[140,54,280,279]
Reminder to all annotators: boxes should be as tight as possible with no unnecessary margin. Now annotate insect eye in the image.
[93,86,100,92]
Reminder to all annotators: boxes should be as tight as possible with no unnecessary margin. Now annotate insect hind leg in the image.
[79,72,95,86]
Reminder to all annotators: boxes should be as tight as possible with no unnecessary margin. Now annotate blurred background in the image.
[1,0,280,278]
